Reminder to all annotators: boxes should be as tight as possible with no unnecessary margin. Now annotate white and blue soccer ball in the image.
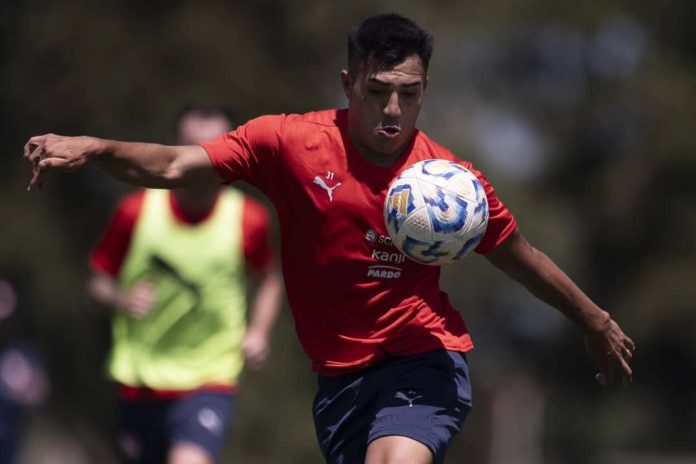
[384,159,489,265]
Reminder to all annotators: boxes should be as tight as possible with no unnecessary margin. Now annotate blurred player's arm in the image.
[241,262,284,370]
[23,134,219,190]
[485,229,635,386]
[88,272,155,320]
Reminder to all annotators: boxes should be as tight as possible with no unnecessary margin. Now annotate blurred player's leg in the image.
[117,399,168,464]
[167,391,236,464]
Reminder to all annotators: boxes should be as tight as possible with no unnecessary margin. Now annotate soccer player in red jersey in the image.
[24,14,635,464]
[88,105,284,464]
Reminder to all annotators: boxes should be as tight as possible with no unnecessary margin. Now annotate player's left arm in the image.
[484,228,636,386]
[242,262,284,370]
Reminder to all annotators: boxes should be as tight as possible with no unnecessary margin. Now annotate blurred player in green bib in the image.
[88,105,284,464]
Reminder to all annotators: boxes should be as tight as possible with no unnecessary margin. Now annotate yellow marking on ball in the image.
[391,188,411,214]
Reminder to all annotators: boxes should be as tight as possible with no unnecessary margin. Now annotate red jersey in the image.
[202,109,517,375]
[91,189,273,277]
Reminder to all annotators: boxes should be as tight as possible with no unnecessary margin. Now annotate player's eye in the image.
[367,88,387,96]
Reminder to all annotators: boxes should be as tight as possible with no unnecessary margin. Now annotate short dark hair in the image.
[347,13,433,77]
[173,103,237,135]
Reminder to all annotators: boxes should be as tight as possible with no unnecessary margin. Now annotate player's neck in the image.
[169,192,219,224]
[349,133,406,168]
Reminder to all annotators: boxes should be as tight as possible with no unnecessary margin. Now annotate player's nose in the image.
[383,92,401,118]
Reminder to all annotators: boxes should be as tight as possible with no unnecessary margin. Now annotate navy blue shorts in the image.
[117,391,236,464]
[313,350,473,464]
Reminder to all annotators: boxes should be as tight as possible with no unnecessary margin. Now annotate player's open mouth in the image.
[377,127,401,138]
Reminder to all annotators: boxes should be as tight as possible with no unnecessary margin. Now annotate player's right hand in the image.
[241,329,271,371]
[117,281,156,319]
[585,318,635,387]
[23,134,100,190]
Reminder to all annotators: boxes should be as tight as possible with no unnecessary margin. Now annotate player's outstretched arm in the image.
[23,134,220,190]
[484,229,636,386]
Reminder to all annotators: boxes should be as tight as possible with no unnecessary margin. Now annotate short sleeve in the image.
[89,191,144,276]
[200,114,285,190]
[461,163,517,254]
[241,197,275,272]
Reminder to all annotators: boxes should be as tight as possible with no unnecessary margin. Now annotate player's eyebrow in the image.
[367,77,422,88]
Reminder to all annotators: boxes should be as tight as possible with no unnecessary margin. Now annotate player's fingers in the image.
[133,280,156,294]
[617,353,633,387]
[242,340,268,369]
[23,135,47,159]
[27,166,44,190]
[252,357,267,370]
[131,296,154,313]
[625,337,636,353]
[28,169,42,191]
[27,144,45,166]
[24,142,36,160]
[127,300,152,318]
[137,296,156,311]
[598,353,614,386]
[29,134,49,144]
[38,157,72,171]
[245,352,267,371]
[256,346,269,362]
[595,372,606,385]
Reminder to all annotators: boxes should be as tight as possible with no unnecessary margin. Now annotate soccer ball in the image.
[384,159,489,265]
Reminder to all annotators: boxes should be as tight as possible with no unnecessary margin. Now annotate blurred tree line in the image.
[1,0,695,463]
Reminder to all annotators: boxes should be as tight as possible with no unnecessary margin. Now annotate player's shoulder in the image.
[245,109,339,125]
[243,109,340,140]
[413,130,473,168]
[269,109,343,150]
[115,190,146,217]
[283,108,342,129]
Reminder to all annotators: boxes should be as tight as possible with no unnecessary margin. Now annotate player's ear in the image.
[340,69,352,101]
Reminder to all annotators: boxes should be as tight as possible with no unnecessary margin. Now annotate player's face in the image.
[175,114,231,208]
[177,114,232,145]
[342,55,428,166]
